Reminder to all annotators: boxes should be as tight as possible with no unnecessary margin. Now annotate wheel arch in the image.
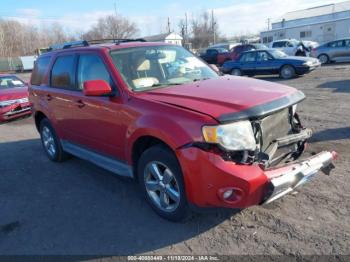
[34,111,47,131]
[131,135,174,180]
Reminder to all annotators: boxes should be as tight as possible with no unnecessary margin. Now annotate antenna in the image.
[114,1,118,17]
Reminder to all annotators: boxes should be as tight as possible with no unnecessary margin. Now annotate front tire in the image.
[280,65,296,79]
[39,118,69,162]
[137,145,189,221]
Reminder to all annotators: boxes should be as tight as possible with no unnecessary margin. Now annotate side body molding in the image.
[61,140,133,178]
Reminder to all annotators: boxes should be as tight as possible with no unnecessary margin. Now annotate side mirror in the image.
[83,80,112,96]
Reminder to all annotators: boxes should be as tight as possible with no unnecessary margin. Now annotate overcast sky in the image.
[0,0,347,37]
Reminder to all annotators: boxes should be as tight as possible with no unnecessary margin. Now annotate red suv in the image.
[29,39,337,221]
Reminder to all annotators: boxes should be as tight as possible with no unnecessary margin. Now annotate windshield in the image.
[110,45,219,91]
[269,49,288,59]
[0,76,25,89]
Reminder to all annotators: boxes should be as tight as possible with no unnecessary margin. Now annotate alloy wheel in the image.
[144,161,180,212]
[42,126,56,157]
[318,54,329,64]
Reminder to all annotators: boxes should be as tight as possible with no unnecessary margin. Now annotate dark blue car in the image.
[221,49,321,79]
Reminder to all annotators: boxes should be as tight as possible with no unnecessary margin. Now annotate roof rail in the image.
[49,40,89,51]
[87,38,147,45]
[46,38,146,53]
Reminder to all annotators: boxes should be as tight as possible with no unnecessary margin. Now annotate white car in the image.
[270,39,308,56]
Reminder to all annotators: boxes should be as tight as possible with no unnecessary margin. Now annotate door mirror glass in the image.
[83,80,112,96]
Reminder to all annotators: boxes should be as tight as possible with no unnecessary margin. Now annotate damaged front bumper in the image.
[262,151,337,205]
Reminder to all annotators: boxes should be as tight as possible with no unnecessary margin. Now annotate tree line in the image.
[0,11,223,57]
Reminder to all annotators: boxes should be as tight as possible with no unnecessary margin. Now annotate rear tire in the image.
[280,65,296,79]
[137,145,189,222]
[231,68,242,76]
[318,54,329,64]
[39,118,69,162]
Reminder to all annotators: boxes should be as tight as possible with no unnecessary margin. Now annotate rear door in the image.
[239,52,257,75]
[328,40,345,59]
[345,39,350,57]
[47,53,81,140]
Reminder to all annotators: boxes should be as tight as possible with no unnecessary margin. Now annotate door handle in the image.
[46,94,53,101]
[75,100,85,108]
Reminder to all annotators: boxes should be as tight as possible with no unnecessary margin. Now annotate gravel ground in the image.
[0,65,349,256]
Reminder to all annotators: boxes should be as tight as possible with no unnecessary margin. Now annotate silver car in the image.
[311,38,350,64]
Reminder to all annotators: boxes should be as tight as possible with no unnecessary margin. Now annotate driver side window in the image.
[77,54,113,90]
[257,51,271,62]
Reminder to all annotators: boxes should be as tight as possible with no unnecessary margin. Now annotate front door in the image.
[69,52,126,159]
[255,51,276,75]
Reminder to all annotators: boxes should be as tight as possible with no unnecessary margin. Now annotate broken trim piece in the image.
[219,91,306,123]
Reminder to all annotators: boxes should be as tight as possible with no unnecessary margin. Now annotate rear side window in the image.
[77,54,113,90]
[51,55,76,89]
[240,52,256,62]
[328,41,344,48]
[31,56,51,86]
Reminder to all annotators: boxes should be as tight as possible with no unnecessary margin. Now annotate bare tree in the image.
[0,13,139,57]
[0,19,76,57]
[83,15,138,40]
[190,11,221,49]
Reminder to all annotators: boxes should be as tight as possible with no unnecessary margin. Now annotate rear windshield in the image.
[31,56,51,86]
[0,76,25,89]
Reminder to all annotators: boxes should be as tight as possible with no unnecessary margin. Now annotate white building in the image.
[143,32,183,46]
[261,1,350,44]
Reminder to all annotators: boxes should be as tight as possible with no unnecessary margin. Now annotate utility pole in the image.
[114,1,118,17]
[185,12,188,39]
[167,17,171,33]
[267,18,271,30]
[212,10,216,45]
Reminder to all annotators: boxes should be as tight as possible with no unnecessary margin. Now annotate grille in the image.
[259,108,292,152]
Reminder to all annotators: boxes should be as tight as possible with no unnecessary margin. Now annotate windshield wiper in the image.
[150,82,182,87]
[193,77,210,82]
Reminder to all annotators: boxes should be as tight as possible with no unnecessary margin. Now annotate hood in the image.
[140,76,305,123]
[0,86,28,102]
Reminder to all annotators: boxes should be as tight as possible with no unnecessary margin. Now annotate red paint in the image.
[29,42,334,210]
[83,80,112,96]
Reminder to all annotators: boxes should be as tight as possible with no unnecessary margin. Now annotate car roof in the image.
[241,48,275,54]
[272,39,298,42]
[326,38,350,42]
[39,41,172,57]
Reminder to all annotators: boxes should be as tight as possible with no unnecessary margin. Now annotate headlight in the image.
[303,61,313,66]
[202,121,256,151]
[0,98,28,108]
